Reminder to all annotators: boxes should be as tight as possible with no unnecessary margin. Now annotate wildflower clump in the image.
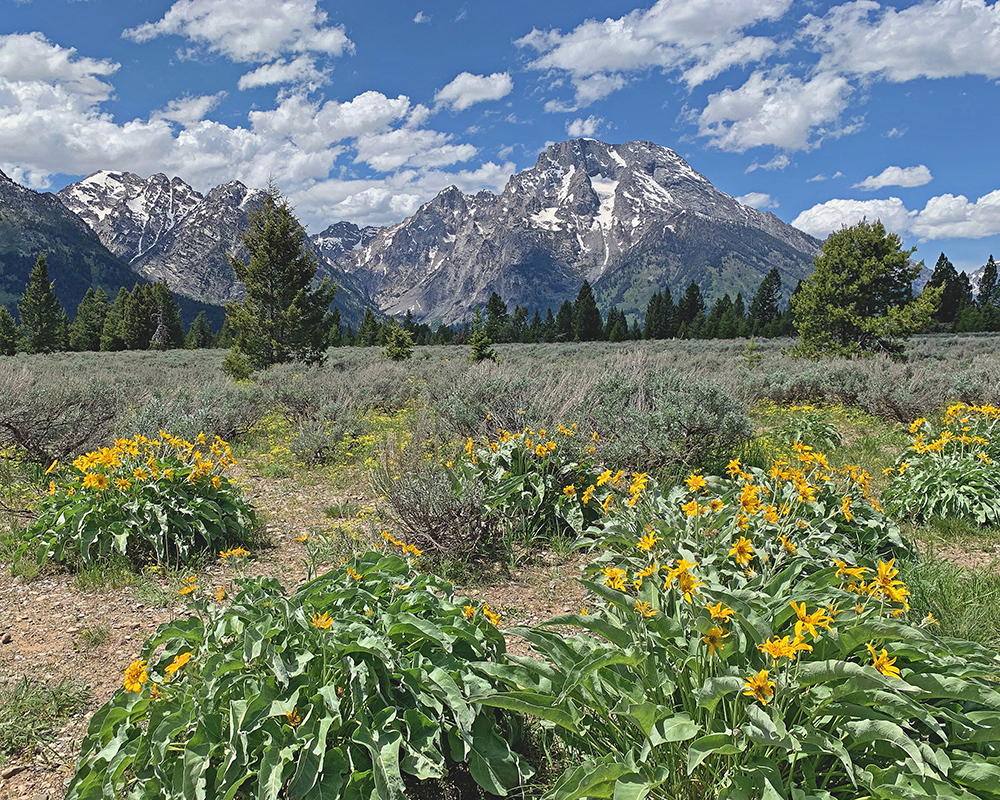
[884,403,1000,524]
[67,551,532,800]
[32,431,257,567]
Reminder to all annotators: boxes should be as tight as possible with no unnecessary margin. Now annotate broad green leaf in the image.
[687,733,744,774]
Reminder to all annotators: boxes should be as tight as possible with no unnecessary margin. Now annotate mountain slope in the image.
[0,168,144,313]
[331,139,820,323]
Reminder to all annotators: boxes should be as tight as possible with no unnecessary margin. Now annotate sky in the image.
[2,0,999,275]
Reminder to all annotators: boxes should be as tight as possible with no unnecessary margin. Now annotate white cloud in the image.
[517,0,791,107]
[237,56,328,90]
[792,190,1000,242]
[0,33,504,229]
[698,69,853,152]
[911,191,1000,240]
[736,192,778,209]
[434,72,513,112]
[151,92,226,126]
[854,164,932,191]
[745,154,790,173]
[566,115,604,137]
[413,11,430,24]
[804,0,1000,82]
[123,0,353,63]
[885,127,906,138]
[791,197,914,238]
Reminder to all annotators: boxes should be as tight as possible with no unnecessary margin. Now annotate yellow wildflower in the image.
[82,472,109,491]
[685,473,707,492]
[634,600,657,617]
[705,601,735,623]
[346,567,362,580]
[866,643,902,679]
[563,484,576,497]
[708,498,724,512]
[636,530,661,551]
[758,635,812,662]
[123,659,148,693]
[729,536,755,567]
[777,534,797,555]
[581,485,596,505]
[702,627,730,655]
[482,604,501,626]
[164,652,191,676]
[311,611,333,630]
[743,670,775,705]
[463,605,475,619]
[45,459,58,475]
[285,708,302,728]
[789,601,834,640]
[596,469,613,486]
[681,500,702,517]
[603,566,628,592]
[841,496,854,522]
[48,480,56,495]
[629,473,649,495]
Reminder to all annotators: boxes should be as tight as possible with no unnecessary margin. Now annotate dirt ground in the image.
[0,468,587,800]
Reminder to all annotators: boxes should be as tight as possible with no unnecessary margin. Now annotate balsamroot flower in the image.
[743,670,776,705]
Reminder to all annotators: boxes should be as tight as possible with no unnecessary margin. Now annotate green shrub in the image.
[884,403,1000,524]
[475,452,999,799]
[31,432,257,567]
[67,551,533,800]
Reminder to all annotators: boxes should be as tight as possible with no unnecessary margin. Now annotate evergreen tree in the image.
[543,308,556,342]
[554,300,574,340]
[748,268,783,332]
[468,308,495,362]
[185,311,214,349]
[0,306,16,356]
[382,322,414,361]
[355,308,378,346]
[123,284,158,350]
[792,220,937,358]
[927,253,963,324]
[572,280,603,341]
[100,287,128,351]
[152,282,184,348]
[328,307,343,347]
[979,255,998,309]
[528,310,543,342]
[644,291,663,339]
[677,281,705,328]
[511,305,529,343]
[18,254,65,353]
[604,307,628,342]
[225,186,337,369]
[484,291,510,343]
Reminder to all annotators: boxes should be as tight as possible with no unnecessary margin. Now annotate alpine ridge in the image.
[327,138,821,324]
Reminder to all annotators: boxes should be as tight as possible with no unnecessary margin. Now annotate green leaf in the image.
[476,691,581,733]
[687,733,744,774]
[546,756,637,800]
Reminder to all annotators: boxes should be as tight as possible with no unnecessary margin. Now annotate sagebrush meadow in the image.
[2,335,1000,799]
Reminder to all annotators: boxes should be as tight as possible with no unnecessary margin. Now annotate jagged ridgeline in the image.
[317,138,821,325]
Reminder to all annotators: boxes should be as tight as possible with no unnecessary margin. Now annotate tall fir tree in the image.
[484,291,510,343]
[644,291,663,339]
[69,287,108,351]
[979,255,998,309]
[100,287,128,351]
[927,252,963,324]
[554,299,574,340]
[748,267,783,333]
[355,308,378,346]
[152,282,185,348]
[18,254,65,354]
[677,281,705,328]
[225,186,337,369]
[184,311,214,349]
[0,306,17,356]
[572,280,603,341]
[123,284,158,350]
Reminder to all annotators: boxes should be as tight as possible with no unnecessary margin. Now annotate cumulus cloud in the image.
[699,69,853,152]
[151,92,226,126]
[854,164,932,191]
[237,56,328,90]
[792,190,1000,242]
[434,71,513,112]
[413,11,430,24]
[791,197,914,238]
[803,0,1000,82]
[517,0,790,108]
[736,192,778,209]
[0,33,504,228]
[123,0,353,63]
[566,115,604,137]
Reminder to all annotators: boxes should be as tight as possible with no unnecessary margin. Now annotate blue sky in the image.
[2,0,999,275]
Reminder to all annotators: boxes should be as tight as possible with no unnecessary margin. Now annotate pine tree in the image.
[185,311,214,349]
[979,255,998,309]
[554,300,574,341]
[748,268,783,333]
[382,322,414,361]
[225,186,337,369]
[122,284,158,350]
[468,308,495,362]
[927,252,962,324]
[0,306,17,356]
[152,282,184,348]
[328,307,343,347]
[644,292,663,340]
[677,281,705,328]
[100,287,128,351]
[355,309,378,346]
[572,280,603,341]
[18,254,65,353]
[484,291,510,343]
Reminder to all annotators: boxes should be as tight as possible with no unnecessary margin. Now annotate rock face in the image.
[59,172,371,326]
[329,138,821,323]
[0,168,141,313]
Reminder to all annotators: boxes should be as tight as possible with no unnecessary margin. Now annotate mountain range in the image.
[1,138,823,328]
